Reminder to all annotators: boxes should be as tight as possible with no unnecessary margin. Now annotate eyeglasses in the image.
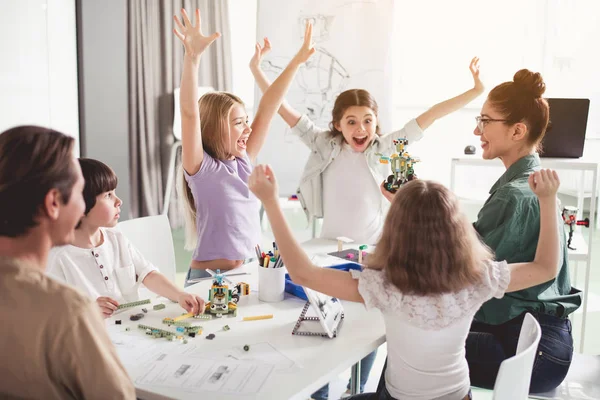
[475,116,507,132]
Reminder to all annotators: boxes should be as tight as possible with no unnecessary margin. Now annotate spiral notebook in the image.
[291,286,344,338]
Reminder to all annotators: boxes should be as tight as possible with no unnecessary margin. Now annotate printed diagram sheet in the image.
[110,330,163,366]
[135,354,273,395]
[220,342,297,371]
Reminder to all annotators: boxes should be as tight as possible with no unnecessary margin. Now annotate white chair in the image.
[493,313,542,400]
[117,215,177,284]
[162,86,214,215]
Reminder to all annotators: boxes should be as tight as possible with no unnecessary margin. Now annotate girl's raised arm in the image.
[506,169,561,292]
[248,164,364,302]
[249,38,302,129]
[416,57,484,130]
[246,23,316,162]
[173,8,220,175]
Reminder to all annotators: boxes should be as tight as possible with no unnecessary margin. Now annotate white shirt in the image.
[47,228,158,302]
[291,115,423,219]
[352,261,511,400]
[320,142,387,244]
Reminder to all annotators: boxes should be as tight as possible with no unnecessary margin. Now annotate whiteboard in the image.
[255,0,395,196]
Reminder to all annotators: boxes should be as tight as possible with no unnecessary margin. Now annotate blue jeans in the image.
[311,349,378,400]
[184,268,212,288]
[466,312,573,393]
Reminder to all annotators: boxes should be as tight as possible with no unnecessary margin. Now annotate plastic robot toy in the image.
[562,206,590,250]
[377,138,420,194]
[204,270,250,318]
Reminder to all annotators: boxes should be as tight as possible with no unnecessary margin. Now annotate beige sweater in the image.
[0,256,135,399]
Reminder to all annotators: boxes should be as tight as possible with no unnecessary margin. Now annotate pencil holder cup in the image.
[258,266,285,302]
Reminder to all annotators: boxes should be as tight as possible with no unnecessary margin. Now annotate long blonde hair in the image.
[368,180,493,295]
[178,91,245,251]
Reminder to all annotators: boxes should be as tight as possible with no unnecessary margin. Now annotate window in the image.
[391,0,600,138]
[232,1,599,137]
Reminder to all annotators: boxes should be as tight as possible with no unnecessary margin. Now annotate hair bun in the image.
[513,69,546,98]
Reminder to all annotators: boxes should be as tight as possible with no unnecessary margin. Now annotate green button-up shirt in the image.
[473,154,581,324]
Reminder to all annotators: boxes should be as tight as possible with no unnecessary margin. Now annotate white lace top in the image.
[351,260,510,400]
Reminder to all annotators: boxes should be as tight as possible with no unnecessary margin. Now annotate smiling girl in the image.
[251,40,485,245]
[173,9,316,283]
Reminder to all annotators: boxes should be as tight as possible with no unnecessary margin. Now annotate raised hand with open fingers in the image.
[173,8,221,59]
[292,21,316,65]
[529,169,560,198]
[469,56,484,94]
[249,164,279,204]
[250,37,272,70]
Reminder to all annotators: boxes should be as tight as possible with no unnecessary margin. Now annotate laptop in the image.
[540,98,590,158]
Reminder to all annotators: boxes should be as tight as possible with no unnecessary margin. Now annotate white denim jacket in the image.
[291,115,424,219]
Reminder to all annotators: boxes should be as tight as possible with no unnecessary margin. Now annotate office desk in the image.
[108,239,384,400]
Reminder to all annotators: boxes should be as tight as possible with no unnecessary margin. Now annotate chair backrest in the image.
[117,215,177,284]
[493,313,542,400]
[172,86,215,141]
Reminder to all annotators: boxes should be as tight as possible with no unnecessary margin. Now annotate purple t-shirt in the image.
[184,151,261,261]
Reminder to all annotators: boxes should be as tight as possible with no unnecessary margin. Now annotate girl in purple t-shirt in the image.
[173,8,316,283]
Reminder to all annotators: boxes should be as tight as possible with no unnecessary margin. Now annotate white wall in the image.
[390,1,600,139]
[229,0,258,112]
[0,0,79,150]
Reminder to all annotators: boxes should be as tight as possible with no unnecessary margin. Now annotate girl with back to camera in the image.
[249,163,563,400]
[252,40,486,399]
[173,9,315,284]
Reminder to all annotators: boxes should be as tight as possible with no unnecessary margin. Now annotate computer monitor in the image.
[540,98,590,158]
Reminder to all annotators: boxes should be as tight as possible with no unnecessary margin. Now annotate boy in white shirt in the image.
[48,158,204,318]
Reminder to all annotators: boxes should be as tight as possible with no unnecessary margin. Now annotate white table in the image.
[108,239,384,400]
[450,155,599,352]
